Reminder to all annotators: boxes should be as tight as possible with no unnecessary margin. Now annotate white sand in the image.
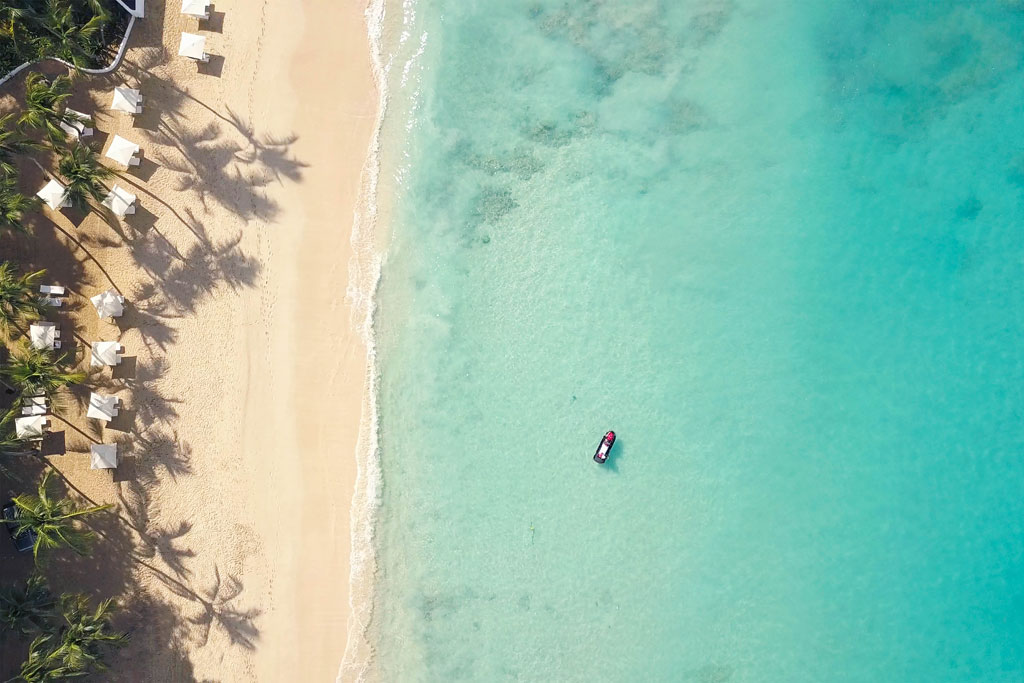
[0,0,378,679]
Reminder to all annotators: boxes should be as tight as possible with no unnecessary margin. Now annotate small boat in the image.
[594,430,616,464]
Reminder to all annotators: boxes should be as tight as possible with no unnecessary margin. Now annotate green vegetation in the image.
[19,73,74,145]
[0,0,129,75]
[1,344,85,400]
[0,6,135,681]
[0,112,42,176]
[0,574,54,636]
[57,141,112,209]
[9,470,113,562]
[4,578,126,681]
[0,261,46,335]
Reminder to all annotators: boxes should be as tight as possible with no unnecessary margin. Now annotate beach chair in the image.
[21,397,47,416]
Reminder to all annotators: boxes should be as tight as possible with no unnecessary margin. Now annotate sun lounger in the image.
[59,108,93,139]
[39,285,65,296]
[21,397,47,416]
[41,297,62,307]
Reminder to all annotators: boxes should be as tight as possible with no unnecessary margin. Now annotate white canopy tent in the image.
[91,341,122,367]
[28,322,57,350]
[87,393,120,422]
[102,184,137,218]
[111,86,143,114]
[104,135,141,166]
[59,108,93,138]
[91,289,125,319]
[14,415,47,440]
[181,0,210,18]
[90,443,118,469]
[36,179,70,210]
[178,32,209,61]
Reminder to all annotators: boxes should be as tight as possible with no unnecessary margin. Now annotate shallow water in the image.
[370,1,1024,680]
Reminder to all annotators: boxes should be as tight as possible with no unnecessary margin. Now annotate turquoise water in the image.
[370,1,1024,680]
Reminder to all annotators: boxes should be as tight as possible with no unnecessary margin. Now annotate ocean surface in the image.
[366,1,1024,680]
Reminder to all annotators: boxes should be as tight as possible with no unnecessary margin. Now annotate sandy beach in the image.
[0,0,377,680]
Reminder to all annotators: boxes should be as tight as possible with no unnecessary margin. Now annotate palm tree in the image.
[0,176,40,235]
[1,344,84,400]
[8,470,112,562]
[0,2,39,64]
[0,574,56,636]
[0,113,43,176]
[46,594,127,674]
[0,422,35,459]
[19,72,75,146]
[0,262,47,337]
[12,594,126,681]
[15,634,72,682]
[32,0,111,71]
[57,142,113,210]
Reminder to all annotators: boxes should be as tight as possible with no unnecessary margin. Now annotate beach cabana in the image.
[90,443,118,469]
[87,393,120,422]
[59,108,93,139]
[36,179,70,210]
[111,86,143,114]
[14,415,48,440]
[181,0,210,19]
[178,32,209,62]
[104,135,141,167]
[29,322,58,350]
[91,341,122,367]
[101,184,137,218]
[90,289,125,319]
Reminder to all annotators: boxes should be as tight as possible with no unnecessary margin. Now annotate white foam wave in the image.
[338,0,426,679]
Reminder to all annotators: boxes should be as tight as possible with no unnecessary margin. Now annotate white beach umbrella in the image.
[91,341,122,367]
[90,443,118,469]
[90,289,125,319]
[178,32,208,61]
[104,135,140,167]
[87,393,120,422]
[181,0,209,18]
[36,179,69,210]
[111,86,142,114]
[101,184,137,218]
[28,322,56,350]
[14,415,47,439]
